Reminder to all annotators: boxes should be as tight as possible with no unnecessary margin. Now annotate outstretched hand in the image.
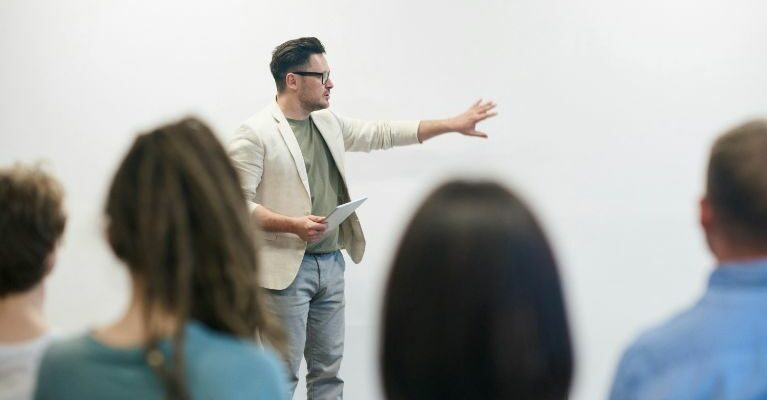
[451,99,497,138]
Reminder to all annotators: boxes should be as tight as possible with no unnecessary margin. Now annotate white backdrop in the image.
[2,1,767,398]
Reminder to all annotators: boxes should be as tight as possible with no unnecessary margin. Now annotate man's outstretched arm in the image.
[417,99,497,142]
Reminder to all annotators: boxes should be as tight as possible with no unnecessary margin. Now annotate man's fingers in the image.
[478,111,498,120]
[472,99,494,110]
[467,130,488,138]
[308,215,326,222]
[313,223,327,232]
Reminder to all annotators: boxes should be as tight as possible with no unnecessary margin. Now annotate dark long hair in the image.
[105,117,283,399]
[381,181,573,400]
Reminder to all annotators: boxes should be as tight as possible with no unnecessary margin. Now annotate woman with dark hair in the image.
[381,181,573,400]
[34,118,287,400]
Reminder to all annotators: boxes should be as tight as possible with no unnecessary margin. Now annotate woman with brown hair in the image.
[34,118,287,400]
[381,180,574,400]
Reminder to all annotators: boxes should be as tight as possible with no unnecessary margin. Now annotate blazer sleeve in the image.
[332,112,421,152]
[227,125,265,214]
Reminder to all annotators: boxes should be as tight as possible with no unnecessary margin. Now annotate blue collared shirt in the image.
[609,258,767,400]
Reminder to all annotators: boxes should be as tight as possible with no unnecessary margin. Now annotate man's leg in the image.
[305,251,346,400]
[266,255,319,399]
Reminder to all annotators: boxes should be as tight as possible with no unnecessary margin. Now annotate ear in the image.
[700,196,714,232]
[700,195,720,255]
[43,241,60,277]
[285,73,298,91]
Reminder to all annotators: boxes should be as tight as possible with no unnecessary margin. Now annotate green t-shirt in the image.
[287,117,345,253]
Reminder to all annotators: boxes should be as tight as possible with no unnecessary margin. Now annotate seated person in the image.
[610,120,767,399]
[380,180,574,400]
[0,164,65,400]
[34,118,287,400]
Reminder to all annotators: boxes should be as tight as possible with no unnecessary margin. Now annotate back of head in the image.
[105,117,281,398]
[381,181,573,400]
[106,117,276,336]
[0,164,66,298]
[270,37,325,92]
[706,119,767,248]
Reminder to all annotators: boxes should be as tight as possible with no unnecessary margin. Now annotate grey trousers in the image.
[267,251,346,400]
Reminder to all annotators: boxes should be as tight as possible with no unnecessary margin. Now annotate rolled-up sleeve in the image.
[227,125,264,214]
[334,113,420,152]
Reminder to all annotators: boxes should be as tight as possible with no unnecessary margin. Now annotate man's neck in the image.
[276,94,311,120]
[715,243,767,265]
[717,253,767,265]
[0,285,48,343]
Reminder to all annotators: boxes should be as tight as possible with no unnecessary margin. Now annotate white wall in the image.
[2,0,766,398]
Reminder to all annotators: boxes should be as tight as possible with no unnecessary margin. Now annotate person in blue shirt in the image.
[34,118,288,400]
[610,119,767,399]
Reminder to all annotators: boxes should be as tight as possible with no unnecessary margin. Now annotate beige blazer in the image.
[228,101,420,290]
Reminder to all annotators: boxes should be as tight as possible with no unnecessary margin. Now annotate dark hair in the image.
[707,119,767,244]
[381,181,573,400]
[105,117,283,399]
[270,37,326,92]
[0,164,66,298]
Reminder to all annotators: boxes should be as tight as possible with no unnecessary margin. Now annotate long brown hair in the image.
[105,117,283,399]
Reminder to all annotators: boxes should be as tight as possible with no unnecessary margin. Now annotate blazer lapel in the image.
[311,114,347,182]
[270,103,311,197]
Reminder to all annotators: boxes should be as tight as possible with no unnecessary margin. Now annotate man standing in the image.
[609,120,767,399]
[228,37,496,399]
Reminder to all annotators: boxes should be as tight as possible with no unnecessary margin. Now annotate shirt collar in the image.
[709,257,767,289]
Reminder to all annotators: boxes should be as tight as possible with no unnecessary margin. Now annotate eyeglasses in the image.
[291,71,331,85]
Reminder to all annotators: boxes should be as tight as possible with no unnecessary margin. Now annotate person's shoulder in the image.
[310,109,341,126]
[635,298,718,354]
[230,106,282,147]
[40,334,93,365]
[37,333,100,379]
[186,323,282,370]
[240,103,280,128]
[185,324,286,399]
[209,346,286,400]
[311,108,335,118]
[34,334,95,398]
[615,299,712,380]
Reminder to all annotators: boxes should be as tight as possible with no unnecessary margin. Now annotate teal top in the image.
[287,116,345,253]
[34,321,287,400]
